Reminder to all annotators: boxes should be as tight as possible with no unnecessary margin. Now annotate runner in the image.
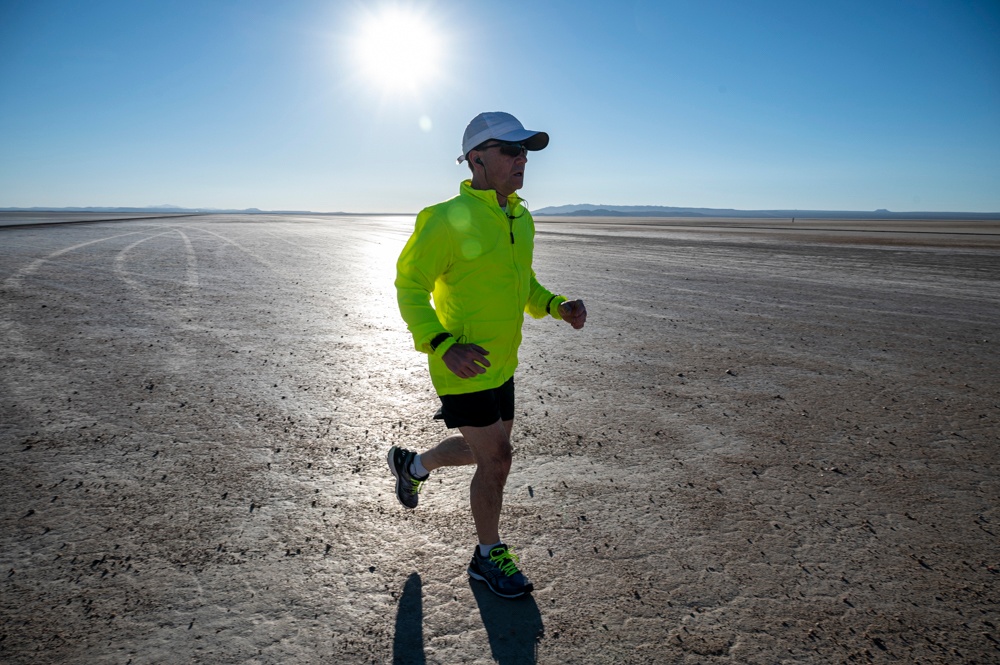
[390,111,587,598]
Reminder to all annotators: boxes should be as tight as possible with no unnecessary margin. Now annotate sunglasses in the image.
[477,141,528,158]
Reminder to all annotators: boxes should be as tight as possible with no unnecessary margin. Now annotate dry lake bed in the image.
[2,214,998,664]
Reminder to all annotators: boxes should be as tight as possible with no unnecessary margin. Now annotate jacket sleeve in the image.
[525,269,567,320]
[395,210,456,354]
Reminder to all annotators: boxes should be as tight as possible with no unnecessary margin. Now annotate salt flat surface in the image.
[2,215,998,663]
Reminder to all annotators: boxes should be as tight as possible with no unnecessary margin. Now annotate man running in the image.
[389,111,587,598]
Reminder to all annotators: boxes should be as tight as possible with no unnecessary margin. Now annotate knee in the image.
[497,439,513,470]
[484,439,513,476]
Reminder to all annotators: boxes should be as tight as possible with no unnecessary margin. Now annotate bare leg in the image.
[420,433,473,471]
[461,420,514,546]
[420,420,513,472]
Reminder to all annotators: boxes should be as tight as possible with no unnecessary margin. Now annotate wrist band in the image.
[429,332,453,351]
[431,335,457,359]
[545,295,558,316]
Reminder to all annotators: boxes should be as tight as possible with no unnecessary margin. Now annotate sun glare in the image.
[351,6,443,94]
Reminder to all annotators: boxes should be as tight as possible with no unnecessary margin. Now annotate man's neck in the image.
[470,176,508,208]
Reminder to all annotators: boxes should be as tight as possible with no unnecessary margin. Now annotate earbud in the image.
[475,157,484,166]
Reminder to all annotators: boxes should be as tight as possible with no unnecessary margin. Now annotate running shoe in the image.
[468,544,534,598]
[387,446,427,509]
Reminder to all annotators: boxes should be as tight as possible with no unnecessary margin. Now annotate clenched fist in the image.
[558,299,587,330]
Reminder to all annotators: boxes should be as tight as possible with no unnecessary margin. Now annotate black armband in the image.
[429,332,453,351]
[545,295,558,316]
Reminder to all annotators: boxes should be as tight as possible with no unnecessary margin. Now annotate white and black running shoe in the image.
[387,446,427,509]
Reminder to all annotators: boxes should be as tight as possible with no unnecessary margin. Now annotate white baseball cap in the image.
[456,111,549,164]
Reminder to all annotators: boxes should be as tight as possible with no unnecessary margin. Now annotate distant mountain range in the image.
[3,204,998,221]
[0,205,311,214]
[532,204,1000,221]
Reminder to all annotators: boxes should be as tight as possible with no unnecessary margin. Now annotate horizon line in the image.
[3,204,1000,217]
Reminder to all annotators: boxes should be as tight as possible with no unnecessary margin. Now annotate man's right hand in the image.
[442,343,490,378]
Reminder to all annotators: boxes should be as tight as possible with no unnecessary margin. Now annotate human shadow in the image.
[392,573,426,665]
[469,580,545,664]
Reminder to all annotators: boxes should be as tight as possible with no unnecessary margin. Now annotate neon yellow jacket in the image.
[395,180,567,396]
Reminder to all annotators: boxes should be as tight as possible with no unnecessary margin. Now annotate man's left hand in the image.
[558,299,587,329]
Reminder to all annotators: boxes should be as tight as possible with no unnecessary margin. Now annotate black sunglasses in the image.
[477,141,528,158]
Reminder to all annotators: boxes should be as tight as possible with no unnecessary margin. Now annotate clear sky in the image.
[1,0,998,213]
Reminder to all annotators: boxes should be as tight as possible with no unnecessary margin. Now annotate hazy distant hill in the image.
[533,204,1000,221]
[4,204,998,221]
[0,205,275,214]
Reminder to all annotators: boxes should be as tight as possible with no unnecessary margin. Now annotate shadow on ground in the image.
[391,573,544,664]
[469,579,544,664]
[393,573,426,664]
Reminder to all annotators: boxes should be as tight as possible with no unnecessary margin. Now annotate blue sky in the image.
[1,0,998,212]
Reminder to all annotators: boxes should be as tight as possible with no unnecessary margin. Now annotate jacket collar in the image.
[460,179,524,216]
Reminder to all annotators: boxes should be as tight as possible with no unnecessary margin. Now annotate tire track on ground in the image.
[184,225,275,269]
[112,231,177,294]
[174,229,200,289]
[1,226,177,447]
[1,228,163,290]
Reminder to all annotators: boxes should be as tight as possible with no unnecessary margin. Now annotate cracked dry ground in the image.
[1,215,998,664]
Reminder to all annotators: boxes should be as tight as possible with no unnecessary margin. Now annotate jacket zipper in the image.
[504,205,522,374]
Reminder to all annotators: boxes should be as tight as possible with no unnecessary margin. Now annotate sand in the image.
[1,214,998,664]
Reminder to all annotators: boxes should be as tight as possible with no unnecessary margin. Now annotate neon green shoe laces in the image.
[489,547,522,576]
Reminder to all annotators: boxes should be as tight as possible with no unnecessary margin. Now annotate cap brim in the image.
[497,129,549,151]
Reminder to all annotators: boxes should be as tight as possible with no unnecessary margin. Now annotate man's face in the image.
[472,142,529,197]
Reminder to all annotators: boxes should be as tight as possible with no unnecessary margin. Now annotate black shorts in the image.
[434,377,515,429]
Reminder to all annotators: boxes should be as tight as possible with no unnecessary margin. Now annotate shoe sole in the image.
[467,566,533,598]
[386,447,417,510]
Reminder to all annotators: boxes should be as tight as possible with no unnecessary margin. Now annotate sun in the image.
[351,6,444,94]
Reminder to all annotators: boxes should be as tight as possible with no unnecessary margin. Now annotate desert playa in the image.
[1,214,998,664]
